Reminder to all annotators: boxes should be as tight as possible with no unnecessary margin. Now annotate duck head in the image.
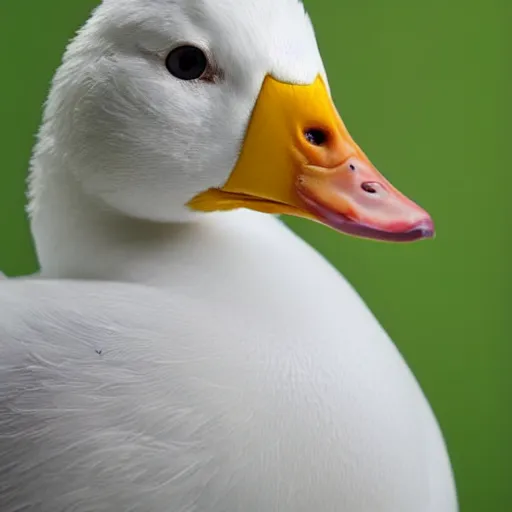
[29,0,434,253]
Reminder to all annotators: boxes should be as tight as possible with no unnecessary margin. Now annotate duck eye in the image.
[165,45,208,81]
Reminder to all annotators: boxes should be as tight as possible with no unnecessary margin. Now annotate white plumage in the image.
[0,0,457,510]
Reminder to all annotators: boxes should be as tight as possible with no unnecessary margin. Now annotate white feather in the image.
[2,0,457,510]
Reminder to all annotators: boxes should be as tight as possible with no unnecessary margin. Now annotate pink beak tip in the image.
[411,217,436,240]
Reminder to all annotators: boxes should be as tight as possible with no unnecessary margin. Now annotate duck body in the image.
[0,211,456,511]
[0,0,458,509]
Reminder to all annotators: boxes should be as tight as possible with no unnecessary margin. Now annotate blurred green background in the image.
[0,0,509,510]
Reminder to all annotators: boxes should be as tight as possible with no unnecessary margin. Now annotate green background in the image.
[0,1,509,510]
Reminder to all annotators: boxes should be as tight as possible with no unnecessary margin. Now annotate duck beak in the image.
[188,75,434,242]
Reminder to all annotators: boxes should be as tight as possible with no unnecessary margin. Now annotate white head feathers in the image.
[29,0,325,225]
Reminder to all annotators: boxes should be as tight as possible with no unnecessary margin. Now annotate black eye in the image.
[165,45,208,81]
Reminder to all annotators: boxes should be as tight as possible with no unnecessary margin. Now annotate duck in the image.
[0,0,458,510]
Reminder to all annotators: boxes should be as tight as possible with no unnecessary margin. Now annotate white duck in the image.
[0,0,457,510]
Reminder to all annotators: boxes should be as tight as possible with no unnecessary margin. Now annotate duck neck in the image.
[29,165,138,280]
[29,160,280,284]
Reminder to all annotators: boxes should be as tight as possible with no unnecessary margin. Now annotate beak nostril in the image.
[361,182,378,194]
[304,128,329,146]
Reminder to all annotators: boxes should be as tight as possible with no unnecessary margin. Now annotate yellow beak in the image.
[188,75,434,242]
